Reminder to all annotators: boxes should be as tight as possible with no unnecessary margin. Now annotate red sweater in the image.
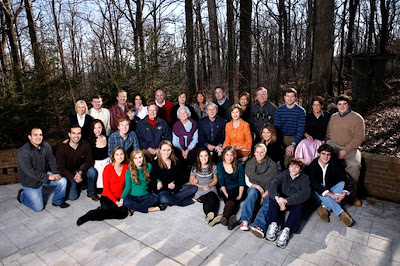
[156,100,174,126]
[101,163,128,203]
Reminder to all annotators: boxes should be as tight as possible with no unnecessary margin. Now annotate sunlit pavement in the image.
[1,183,399,265]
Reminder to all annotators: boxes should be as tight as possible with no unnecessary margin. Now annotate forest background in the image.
[0,0,399,157]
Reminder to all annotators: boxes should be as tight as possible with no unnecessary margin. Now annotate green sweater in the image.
[121,163,152,198]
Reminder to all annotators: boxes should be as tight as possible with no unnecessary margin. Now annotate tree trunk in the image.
[379,0,388,54]
[207,0,220,88]
[24,0,43,70]
[367,0,376,53]
[185,0,196,99]
[0,9,9,93]
[345,0,359,72]
[310,0,334,97]
[337,0,348,94]
[238,0,252,94]
[227,0,234,96]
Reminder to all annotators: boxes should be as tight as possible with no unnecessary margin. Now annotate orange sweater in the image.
[224,118,253,158]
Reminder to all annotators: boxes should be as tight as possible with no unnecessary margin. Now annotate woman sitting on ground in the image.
[266,158,311,248]
[239,143,279,238]
[218,146,245,230]
[76,146,129,226]
[260,123,285,170]
[150,140,197,207]
[90,119,110,192]
[223,104,252,162]
[120,149,162,213]
[189,148,222,227]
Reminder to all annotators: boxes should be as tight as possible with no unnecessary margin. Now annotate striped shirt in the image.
[274,104,306,144]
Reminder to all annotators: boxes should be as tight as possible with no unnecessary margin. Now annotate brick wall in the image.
[0,149,18,185]
[362,152,400,203]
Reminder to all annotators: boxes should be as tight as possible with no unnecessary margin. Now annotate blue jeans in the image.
[123,193,159,213]
[316,181,345,216]
[20,177,67,212]
[240,187,261,222]
[251,197,270,231]
[158,184,197,207]
[68,166,97,200]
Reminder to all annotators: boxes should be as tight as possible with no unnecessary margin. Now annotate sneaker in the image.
[228,215,238,230]
[339,211,353,227]
[250,225,265,238]
[17,189,23,203]
[209,214,223,227]
[266,223,279,241]
[240,221,249,231]
[276,229,290,248]
[221,217,228,226]
[317,205,330,222]
[205,212,215,222]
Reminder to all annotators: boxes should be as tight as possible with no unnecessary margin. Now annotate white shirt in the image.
[77,114,85,127]
[89,107,112,136]
[136,105,148,120]
[318,161,329,196]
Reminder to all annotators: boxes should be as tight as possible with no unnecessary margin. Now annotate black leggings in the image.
[84,196,128,221]
[198,192,220,216]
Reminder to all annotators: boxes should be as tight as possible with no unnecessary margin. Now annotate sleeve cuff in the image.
[321,190,329,196]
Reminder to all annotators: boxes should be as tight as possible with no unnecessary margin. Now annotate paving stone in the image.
[170,248,204,265]
[86,250,123,266]
[391,243,400,263]
[180,238,214,259]
[0,230,19,259]
[349,243,389,266]
[230,231,264,255]
[1,247,34,265]
[290,238,326,264]
[16,252,46,266]
[238,253,271,266]
[37,247,79,265]
[255,242,290,265]
[317,253,353,266]
[282,255,317,266]
[368,235,392,253]
[324,235,353,261]
[339,227,370,245]
[28,232,65,253]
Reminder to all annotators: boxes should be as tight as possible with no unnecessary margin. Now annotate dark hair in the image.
[195,148,214,172]
[176,91,187,103]
[127,105,135,112]
[336,94,350,104]
[110,146,128,164]
[157,140,177,169]
[133,93,147,106]
[229,103,243,116]
[239,92,251,104]
[312,96,325,106]
[70,124,81,132]
[195,91,207,104]
[29,127,42,135]
[260,123,277,144]
[91,94,102,101]
[214,85,225,92]
[287,157,305,171]
[317,144,334,154]
[256,86,268,95]
[284,87,298,98]
[89,119,106,144]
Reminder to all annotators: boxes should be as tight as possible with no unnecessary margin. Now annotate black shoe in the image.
[77,215,89,226]
[128,209,135,216]
[228,215,237,230]
[159,204,168,211]
[221,217,228,226]
[17,189,23,203]
[52,202,70,208]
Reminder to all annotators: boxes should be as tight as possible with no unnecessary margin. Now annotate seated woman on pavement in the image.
[266,158,311,248]
[308,144,353,227]
[295,96,331,165]
[259,123,285,170]
[121,149,163,213]
[150,140,197,207]
[189,148,222,227]
[223,104,253,162]
[218,146,245,230]
[76,146,129,226]
[239,143,279,239]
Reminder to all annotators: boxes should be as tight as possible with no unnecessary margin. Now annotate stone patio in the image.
[1,183,399,265]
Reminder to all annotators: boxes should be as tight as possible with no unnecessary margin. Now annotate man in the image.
[109,90,133,132]
[249,87,277,140]
[136,103,172,162]
[154,89,174,126]
[108,117,140,156]
[214,86,233,121]
[326,95,365,206]
[198,102,226,162]
[56,125,98,201]
[273,88,306,167]
[89,94,111,135]
[17,128,69,211]
[308,144,354,226]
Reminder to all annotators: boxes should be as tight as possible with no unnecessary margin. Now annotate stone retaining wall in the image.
[1,148,399,202]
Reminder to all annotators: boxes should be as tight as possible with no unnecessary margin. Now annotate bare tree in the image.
[185,0,196,98]
[207,0,220,89]
[238,0,252,94]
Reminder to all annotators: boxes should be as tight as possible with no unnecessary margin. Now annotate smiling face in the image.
[178,93,186,105]
[239,96,248,107]
[224,150,234,164]
[256,89,268,105]
[206,104,217,119]
[28,128,43,148]
[284,92,297,107]
[261,128,272,141]
[178,108,189,121]
[118,121,130,135]
[68,127,82,145]
[76,103,86,116]
[230,107,241,120]
[113,148,125,164]
[197,93,205,104]
[148,104,157,120]
[93,122,103,137]
[337,100,350,115]
[318,151,332,166]
[254,146,266,163]
[133,152,144,168]
[155,90,165,104]
[117,91,127,106]
[312,100,322,114]
[215,88,224,101]
[91,98,103,110]
[134,95,142,107]
[199,150,209,166]
[160,143,172,160]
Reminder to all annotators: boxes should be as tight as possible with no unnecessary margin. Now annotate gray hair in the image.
[206,102,218,110]
[177,106,191,118]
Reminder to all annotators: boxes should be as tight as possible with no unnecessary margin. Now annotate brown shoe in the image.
[317,205,330,222]
[90,195,100,201]
[339,211,353,227]
[353,197,362,207]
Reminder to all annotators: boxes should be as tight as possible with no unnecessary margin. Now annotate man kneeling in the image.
[308,144,353,227]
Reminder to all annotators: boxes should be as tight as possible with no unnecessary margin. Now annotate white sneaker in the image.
[276,229,290,248]
[266,223,279,241]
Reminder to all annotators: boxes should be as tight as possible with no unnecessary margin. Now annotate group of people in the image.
[16,86,365,249]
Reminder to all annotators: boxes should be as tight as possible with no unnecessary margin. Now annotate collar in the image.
[217,97,227,105]
[155,100,165,107]
[28,141,43,150]
[290,172,300,180]
[339,108,352,117]
[318,160,329,170]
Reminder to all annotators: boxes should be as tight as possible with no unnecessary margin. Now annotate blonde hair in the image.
[129,150,150,184]
[75,100,88,114]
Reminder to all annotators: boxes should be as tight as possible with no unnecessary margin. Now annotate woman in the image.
[266,158,311,248]
[218,147,245,230]
[172,106,198,180]
[189,148,222,227]
[76,146,129,226]
[90,119,111,190]
[120,150,162,213]
[295,96,331,165]
[150,140,197,207]
[192,91,208,119]
[260,123,285,170]
[171,92,198,125]
[133,93,148,120]
[223,104,253,161]
[70,100,93,141]
[239,143,279,238]
[239,92,251,122]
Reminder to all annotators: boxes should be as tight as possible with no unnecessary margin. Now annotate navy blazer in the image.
[198,116,226,148]
[136,116,172,149]
[70,114,94,141]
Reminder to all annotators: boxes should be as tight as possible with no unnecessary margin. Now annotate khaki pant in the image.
[283,136,295,168]
[326,140,361,182]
